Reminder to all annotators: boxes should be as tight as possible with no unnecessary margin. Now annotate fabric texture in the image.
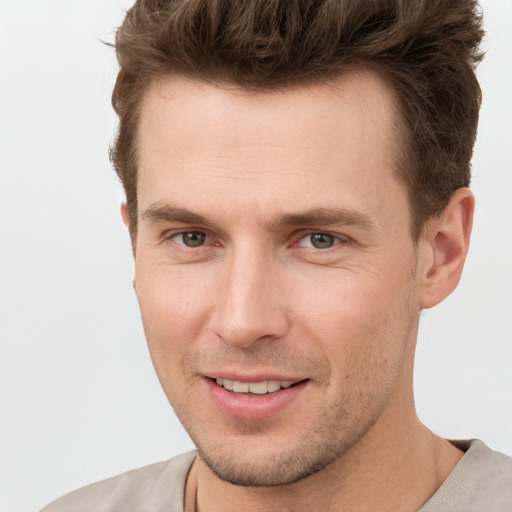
[41,440,512,512]
[40,451,195,512]
[418,440,512,511]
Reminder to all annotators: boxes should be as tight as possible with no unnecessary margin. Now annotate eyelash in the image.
[167,230,212,248]
[164,230,348,251]
[295,232,346,250]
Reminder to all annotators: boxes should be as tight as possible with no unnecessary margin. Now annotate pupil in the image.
[183,232,205,247]
[311,233,334,249]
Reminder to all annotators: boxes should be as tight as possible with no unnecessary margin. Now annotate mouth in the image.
[205,376,310,420]
[212,377,304,395]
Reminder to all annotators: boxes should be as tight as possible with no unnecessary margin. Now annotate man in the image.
[42,0,512,510]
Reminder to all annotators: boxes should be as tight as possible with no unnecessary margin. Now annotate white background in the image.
[0,1,511,511]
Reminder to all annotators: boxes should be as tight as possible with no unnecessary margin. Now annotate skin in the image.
[124,71,474,511]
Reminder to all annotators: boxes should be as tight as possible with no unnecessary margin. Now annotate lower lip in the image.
[205,378,309,420]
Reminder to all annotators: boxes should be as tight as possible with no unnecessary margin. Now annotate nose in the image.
[209,246,290,348]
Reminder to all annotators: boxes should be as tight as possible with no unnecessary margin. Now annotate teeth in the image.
[249,381,268,394]
[267,380,281,392]
[232,381,249,393]
[215,378,300,394]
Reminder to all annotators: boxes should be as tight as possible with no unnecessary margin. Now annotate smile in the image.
[214,378,300,395]
[206,376,310,420]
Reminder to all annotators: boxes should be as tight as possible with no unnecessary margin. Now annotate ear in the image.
[120,202,137,260]
[419,188,474,309]
[121,202,130,227]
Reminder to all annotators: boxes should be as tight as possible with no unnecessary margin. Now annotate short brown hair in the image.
[111,0,484,240]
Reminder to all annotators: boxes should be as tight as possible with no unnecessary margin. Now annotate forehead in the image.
[136,71,408,232]
[138,72,398,162]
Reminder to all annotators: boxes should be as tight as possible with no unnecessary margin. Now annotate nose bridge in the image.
[212,242,288,347]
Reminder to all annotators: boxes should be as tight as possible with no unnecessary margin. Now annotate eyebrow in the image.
[270,208,375,230]
[141,204,211,225]
[141,204,375,230]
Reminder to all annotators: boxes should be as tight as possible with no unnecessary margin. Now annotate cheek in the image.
[134,260,214,378]
[291,270,388,339]
[136,257,212,325]
[290,266,415,382]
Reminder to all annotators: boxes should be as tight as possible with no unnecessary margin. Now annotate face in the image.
[133,72,424,486]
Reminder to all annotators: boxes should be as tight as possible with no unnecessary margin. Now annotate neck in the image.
[193,358,463,512]
[194,417,462,512]
[194,333,463,512]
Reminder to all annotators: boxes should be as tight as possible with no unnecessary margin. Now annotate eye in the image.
[173,231,208,247]
[298,233,339,249]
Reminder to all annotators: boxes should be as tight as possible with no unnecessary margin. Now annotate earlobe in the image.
[419,188,474,309]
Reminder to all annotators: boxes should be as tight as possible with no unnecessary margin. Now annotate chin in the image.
[191,415,377,488]
[198,445,339,487]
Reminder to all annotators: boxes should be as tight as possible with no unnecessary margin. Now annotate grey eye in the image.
[309,233,335,249]
[180,232,206,247]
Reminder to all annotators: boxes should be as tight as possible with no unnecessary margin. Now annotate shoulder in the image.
[421,440,512,511]
[40,451,197,512]
[462,440,512,503]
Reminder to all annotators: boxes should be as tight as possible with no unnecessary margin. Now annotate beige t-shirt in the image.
[41,440,512,511]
